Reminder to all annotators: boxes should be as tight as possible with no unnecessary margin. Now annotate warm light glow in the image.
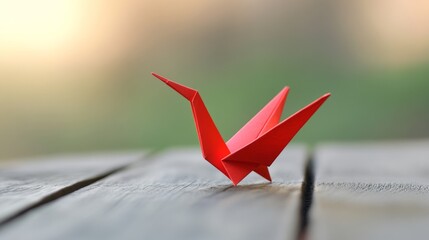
[0,0,140,75]
[0,0,84,66]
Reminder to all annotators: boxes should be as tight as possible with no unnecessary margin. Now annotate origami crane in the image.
[152,72,330,185]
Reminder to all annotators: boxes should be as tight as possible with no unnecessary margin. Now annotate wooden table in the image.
[0,141,428,240]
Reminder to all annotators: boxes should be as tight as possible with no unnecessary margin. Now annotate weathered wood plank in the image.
[309,141,429,240]
[0,152,145,224]
[0,146,307,240]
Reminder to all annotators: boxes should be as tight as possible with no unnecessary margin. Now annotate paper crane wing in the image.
[225,87,289,181]
[222,94,329,185]
[223,93,330,167]
[226,87,289,152]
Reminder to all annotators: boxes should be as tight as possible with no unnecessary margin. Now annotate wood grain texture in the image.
[0,152,145,224]
[0,146,307,240]
[309,141,429,240]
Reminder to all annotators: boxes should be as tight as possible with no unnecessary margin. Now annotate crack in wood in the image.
[0,165,131,229]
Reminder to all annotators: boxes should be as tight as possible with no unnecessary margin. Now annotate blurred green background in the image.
[0,1,428,160]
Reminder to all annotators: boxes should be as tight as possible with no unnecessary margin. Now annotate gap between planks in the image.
[297,152,315,240]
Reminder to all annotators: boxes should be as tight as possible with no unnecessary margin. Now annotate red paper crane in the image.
[152,73,330,185]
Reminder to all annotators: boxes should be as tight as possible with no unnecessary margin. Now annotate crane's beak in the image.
[152,72,197,101]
